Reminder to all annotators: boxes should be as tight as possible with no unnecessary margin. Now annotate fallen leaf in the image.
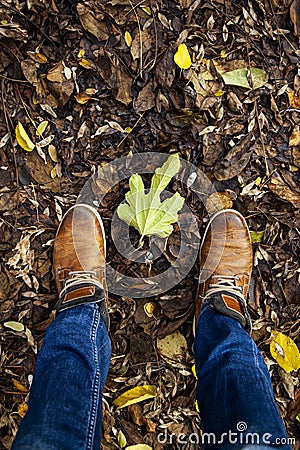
[289,125,300,146]
[141,6,151,15]
[16,122,35,152]
[157,330,188,362]
[118,430,127,448]
[114,385,157,409]
[270,331,300,373]
[206,192,233,213]
[79,58,93,69]
[126,445,152,450]
[214,135,254,181]
[134,81,155,113]
[18,402,28,418]
[74,91,96,104]
[27,51,48,64]
[12,379,28,393]
[117,154,184,244]
[290,0,300,35]
[125,31,132,47]
[77,3,109,41]
[287,91,300,109]
[174,44,192,70]
[221,67,267,89]
[48,144,58,162]
[269,170,300,208]
[250,230,264,243]
[36,120,49,137]
[144,302,155,318]
[4,321,25,332]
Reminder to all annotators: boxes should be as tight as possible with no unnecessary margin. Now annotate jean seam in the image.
[86,307,101,450]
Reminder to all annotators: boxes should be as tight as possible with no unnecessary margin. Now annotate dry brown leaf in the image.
[77,3,109,41]
[27,51,48,64]
[206,192,233,213]
[74,92,95,104]
[134,82,155,113]
[47,61,74,105]
[287,91,300,108]
[290,0,300,35]
[269,170,300,208]
[214,135,254,181]
[21,59,38,83]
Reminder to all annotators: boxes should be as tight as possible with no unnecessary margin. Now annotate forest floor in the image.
[0,0,300,449]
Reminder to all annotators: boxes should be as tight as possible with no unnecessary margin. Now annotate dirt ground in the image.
[0,0,300,448]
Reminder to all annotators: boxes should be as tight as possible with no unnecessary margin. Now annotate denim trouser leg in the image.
[12,303,111,450]
[194,302,291,450]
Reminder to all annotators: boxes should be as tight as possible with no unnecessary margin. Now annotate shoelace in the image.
[60,270,105,298]
[204,274,245,300]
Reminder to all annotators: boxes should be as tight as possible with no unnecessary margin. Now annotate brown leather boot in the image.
[53,204,109,328]
[195,209,252,333]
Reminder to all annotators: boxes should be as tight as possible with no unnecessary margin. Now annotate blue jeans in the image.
[12,302,291,450]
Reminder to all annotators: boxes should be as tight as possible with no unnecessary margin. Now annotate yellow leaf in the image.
[250,230,264,243]
[214,89,225,97]
[174,44,192,70]
[144,302,155,317]
[114,385,157,409]
[125,31,132,47]
[141,6,151,15]
[36,120,49,137]
[85,88,97,95]
[27,51,48,64]
[270,331,300,373]
[79,58,93,69]
[126,445,152,450]
[118,430,127,448]
[18,402,28,418]
[4,321,25,332]
[12,379,28,393]
[191,364,198,379]
[48,144,58,162]
[78,49,85,58]
[220,49,229,58]
[50,167,57,179]
[289,125,300,147]
[287,91,300,109]
[205,191,233,214]
[16,122,35,152]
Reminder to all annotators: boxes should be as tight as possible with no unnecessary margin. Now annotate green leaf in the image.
[250,230,264,243]
[117,154,184,243]
[221,67,267,89]
[4,321,25,332]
